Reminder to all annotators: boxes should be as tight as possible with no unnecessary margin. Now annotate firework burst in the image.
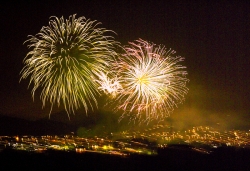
[110,39,189,123]
[20,14,119,118]
[95,71,122,98]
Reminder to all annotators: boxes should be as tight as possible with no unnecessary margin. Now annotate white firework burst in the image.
[113,39,189,123]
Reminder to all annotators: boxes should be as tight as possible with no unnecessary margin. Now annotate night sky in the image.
[0,1,249,129]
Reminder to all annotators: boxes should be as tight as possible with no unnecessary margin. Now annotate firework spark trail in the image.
[109,39,189,123]
[20,14,119,118]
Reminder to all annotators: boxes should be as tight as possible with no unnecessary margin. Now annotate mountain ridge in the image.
[0,114,76,136]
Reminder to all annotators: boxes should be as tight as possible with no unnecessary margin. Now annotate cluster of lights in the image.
[1,125,249,157]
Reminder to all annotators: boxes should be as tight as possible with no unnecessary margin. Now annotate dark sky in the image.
[0,1,249,129]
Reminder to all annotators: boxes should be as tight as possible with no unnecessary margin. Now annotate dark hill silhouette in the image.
[0,114,76,136]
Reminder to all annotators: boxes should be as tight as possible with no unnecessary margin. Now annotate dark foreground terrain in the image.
[0,147,249,171]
